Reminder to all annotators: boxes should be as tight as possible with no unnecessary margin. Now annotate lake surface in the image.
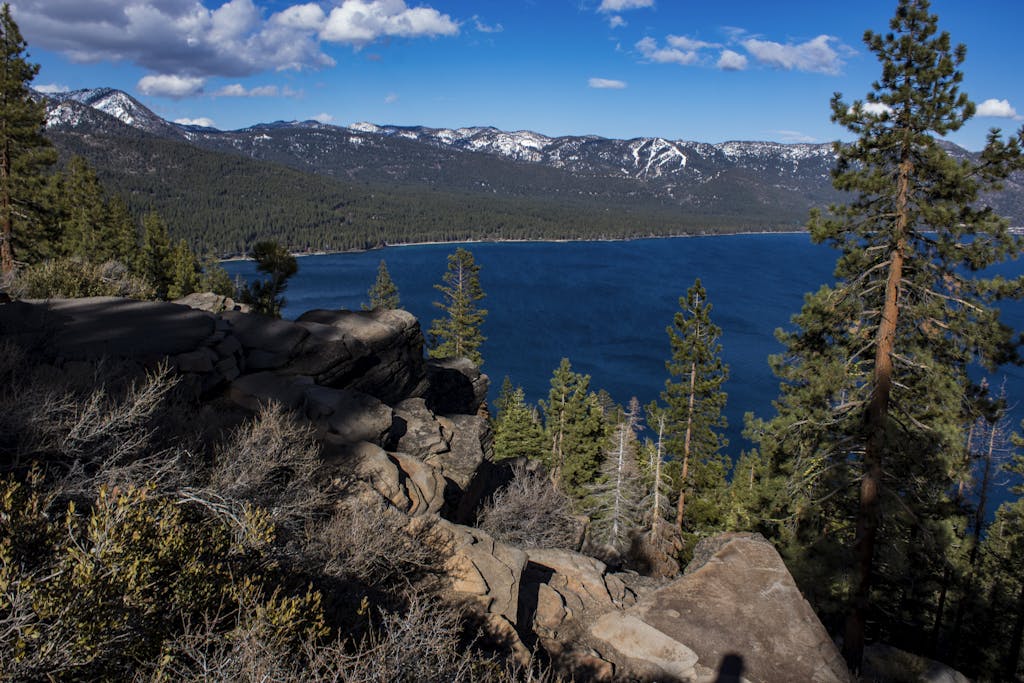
[224,234,1024,485]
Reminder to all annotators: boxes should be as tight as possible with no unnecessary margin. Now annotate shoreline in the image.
[220,229,809,262]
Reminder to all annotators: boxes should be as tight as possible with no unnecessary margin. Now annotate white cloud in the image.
[384,92,399,103]
[175,116,216,127]
[741,34,847,75]
[35,83,70,93]
[977,98,1020,119]
[636,36,699,66]
[270,3,326,30]
[608,15,626,29]
[598,0,653,12]
[716,49,747,71]
[861,101,893,116]
[666,35,719,51]
[138,74,205,97]
[312,112,334,123]
[215,83,285,97]
[773,130,816,143]
[473,16,502,33]
[588,77,627,89]
[321,0,459,46]
[12,0,459,89]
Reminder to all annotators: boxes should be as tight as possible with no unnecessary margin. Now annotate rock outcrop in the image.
[1,296,856,683]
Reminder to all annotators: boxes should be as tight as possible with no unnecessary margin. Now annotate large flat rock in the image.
[625,533,851,683]
[1,297,215,360]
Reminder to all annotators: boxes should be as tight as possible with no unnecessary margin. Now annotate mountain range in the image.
[41,88,1024,255]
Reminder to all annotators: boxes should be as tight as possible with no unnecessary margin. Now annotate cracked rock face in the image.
[616,533,851,683]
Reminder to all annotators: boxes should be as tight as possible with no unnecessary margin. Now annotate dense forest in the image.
[49,122,789,257]
[4,0,1024,681]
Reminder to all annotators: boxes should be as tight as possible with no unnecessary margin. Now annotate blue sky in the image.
[13,0,1024,150]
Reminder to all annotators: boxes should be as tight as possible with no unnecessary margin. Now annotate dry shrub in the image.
[11,258,154,299]
[309,494,445,592]
[208,403,329,534]
[478,465,582,550]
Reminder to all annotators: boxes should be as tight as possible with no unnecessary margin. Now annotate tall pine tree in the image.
[540,358,607,501]
[661,278,730,535]
[0,4,54,275]
[753,0,1024,668]
[428,247,487,366]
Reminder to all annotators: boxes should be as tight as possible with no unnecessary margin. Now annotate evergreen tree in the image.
[199,254,236,297]
[753,0,1024,668]
[492,383,546,463]
[428,247,487,365]
[139,212,172,299]
[0,4,54,275]
[104,196,138,267]
[240,240,298,317]
[661,278,730,534]
[363,259,400,310]
[167,238,200,300]
[539,358,606,501]
[60,156,109,261]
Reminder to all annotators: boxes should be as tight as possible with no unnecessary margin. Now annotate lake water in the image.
[224,234,1024,502]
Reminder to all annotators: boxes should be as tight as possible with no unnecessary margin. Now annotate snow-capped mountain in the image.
[40,87,1024,228]
[45,87,183,138]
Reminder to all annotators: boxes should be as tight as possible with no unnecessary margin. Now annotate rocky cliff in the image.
[0,295,853,682]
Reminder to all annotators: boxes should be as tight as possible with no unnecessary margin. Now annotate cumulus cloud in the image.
[608,15,626,29]
[716,49,747,71]
[666,35,719,51]
[861,101,893,116]
[320,0,458,45]
[12,0,460,91]
[215,83,288,97]
[312,112,334,123]
[138,73,205,97]
[977,98,1020,119]
[175,116,216,127]
[741,34,847,75]
[588,77,627,89]
[636,36,699,65]
[598,0,653,12]
[384,92,399,103]
[34,83,70,93]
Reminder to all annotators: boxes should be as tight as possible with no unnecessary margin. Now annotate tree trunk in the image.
[652,415,665,532]
[1,137,13,276]
[843,157,911,670]
[676,360,696,529]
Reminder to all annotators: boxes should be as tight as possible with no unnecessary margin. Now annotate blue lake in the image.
[225,234,1024,503]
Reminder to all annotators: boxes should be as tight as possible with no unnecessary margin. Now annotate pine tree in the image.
[199,254,236,297]
[754,0,1024,668]
[167,239,200,300]
[661,278,730,534]
[0,4,55,275]
[240,240,297,317]
[104,196,138,267]
[492,382,546,463]
[540,358,607,501]
[60,156,109,261]
[363,259,400,310]
[428,247,487,365]
[139,212,172,299]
